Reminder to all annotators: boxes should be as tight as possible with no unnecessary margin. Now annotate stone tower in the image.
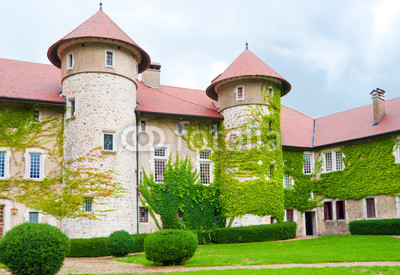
[206,49,291,226]
[48,9,150,238]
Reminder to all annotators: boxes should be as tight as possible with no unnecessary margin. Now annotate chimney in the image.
[370,88,386,125]
[141,62,161,89]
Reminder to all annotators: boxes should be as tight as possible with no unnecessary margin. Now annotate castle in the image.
[1,8,400,239]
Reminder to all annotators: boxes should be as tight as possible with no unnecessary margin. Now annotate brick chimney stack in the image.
[370,88,386,125]
[142,62,161,89]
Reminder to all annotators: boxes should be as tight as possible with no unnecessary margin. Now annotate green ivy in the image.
[140,156,224,230]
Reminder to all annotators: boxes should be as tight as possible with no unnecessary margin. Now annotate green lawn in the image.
[66,266,400,275]
[118,235,400,267]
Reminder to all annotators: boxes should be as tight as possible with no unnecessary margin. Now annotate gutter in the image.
[135,110,224,121]
[0,97,65,106]
[136,112,140,234]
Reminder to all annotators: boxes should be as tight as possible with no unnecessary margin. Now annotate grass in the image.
[67,266,400,274]
[0,263,4,269]
[118,235,400,267]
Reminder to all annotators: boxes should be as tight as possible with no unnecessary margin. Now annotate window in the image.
[283,174,292,188]
[105,50,114,67]
[177,122,184,134]
[84,200,93,212]
[0,152,5,178]
[153,146,169,183]
[67,52,74,69]
[211,124,217,137]
[303,154,312,174]
[139,207,148,222]
[29,212,39,223]
[396,140,400,163]
[324,201,333,221]
[69,98,75,117]
[335,151,344,171]
[336,200,346,220]
[34,110,40,121]
[323,150,344,172]
[199,150,213,184]
[325,152,333,172]
[103,133,114,151]
[366,198,376,219]
[286,209,294,222]
[140,120,146,132]
[236,86,244,101]
[24,149,45,180]
[0,205,4,238]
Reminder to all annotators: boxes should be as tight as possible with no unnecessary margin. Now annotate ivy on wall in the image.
[283,136,400,212]
[140,156,224,230]
[0,104,125,219]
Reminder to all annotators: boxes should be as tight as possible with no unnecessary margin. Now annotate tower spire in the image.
[99,1,103,11]
[245,41,248,50]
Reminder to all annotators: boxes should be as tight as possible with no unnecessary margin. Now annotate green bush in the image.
[214,222,297,244]
[194,229,217,245]
[349,219,400,235]
[0,222,69,275]
[144,229,198,265]
[68,237,110,257]
[131,233,148,253]
[107,230,135,257]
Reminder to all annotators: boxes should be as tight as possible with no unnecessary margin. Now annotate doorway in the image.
[305,211,316,236]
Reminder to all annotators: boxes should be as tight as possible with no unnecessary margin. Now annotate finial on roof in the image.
[245,41,248,50]
[99,1,103,11]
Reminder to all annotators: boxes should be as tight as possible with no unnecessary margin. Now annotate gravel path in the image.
[1,258,400,274]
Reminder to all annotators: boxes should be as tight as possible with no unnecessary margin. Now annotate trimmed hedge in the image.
[144,229,198,265]
[107,230,135,257]
[194,229,217,245]
[214,222,297,244]
[68,234,149,257]
[349,219,400,235]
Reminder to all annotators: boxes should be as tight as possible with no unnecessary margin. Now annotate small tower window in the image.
[236,86,244,101]
[105,50,114,67]
[84,200,93,212]
[140,120,147,132]
[67,52,74,70]
[69,98,75,117]
[103,133,115,151]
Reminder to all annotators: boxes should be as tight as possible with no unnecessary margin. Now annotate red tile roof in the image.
[136,82,223,119]
[47,10,150,73]
[206,50,291,100]
[0,58,63,104]
[313,97,400,147]
[281,105,314,148]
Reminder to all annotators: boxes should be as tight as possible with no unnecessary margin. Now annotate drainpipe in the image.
[136,112,140,234]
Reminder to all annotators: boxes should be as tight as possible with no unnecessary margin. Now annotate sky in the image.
[1,0,400,118]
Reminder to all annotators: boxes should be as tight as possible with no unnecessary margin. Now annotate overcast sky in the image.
[1,0,400,118]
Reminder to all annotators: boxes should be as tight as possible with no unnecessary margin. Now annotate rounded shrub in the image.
[144,229,198,265]
[107,230,135,257]
[0,222,69,275]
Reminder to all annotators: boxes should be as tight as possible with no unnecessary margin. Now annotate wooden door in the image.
[0,205,4,238]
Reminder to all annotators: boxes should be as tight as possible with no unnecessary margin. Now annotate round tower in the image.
[48,9,150,238]
[206,48,291,227]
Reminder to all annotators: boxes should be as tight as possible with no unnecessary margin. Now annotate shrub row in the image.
[68,233,148,257]
[68,222,296,257]
[349,219,400,235]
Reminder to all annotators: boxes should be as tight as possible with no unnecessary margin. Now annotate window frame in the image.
[283,173,293,189]
[336,200,346,220]
[322,149,345,173]
[0,148,11,179]
[102,132,115,152]
[285,209,294,222]
[394,139,400,163]
[68,98,76,118]
[105,50,114,68]
[84,199,93,213]
[197,149,214,185]
[139,207,149,222]
[24,148,45,180]
[67,52,74,70]
[151,145,170,183]
[365,197,377,219]
[323,200,333,221]
[140,120,147,133]
[235,85,245,101]
[303,153,313,174]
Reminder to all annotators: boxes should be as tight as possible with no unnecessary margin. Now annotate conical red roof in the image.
[48,10,150,73]
[206,50,291,100]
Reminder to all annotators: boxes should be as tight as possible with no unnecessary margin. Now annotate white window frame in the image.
[396,196,400,218]
[284,209,296,222]
[394,139,400,163]
[24,208,43,223]
[150,145,171,183]
[211,124,218,138]
[24,148,45,180]
[323,199,334,221]
[197,149,214,185]
[67,52,74,70]
[235,85,245,101]
[322,149,345,173]
[176,121,189,135]
[105,50,114,68]
[68,97,76,118]
[102,132,115,152]
[139,120,147,133]
[303,152,313,174]
[0,148,11,179]
[364,197,377,219]
[283,173,294,189]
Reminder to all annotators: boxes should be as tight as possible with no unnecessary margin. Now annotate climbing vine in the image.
[140,156,224,230]
[0,104,125,219]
